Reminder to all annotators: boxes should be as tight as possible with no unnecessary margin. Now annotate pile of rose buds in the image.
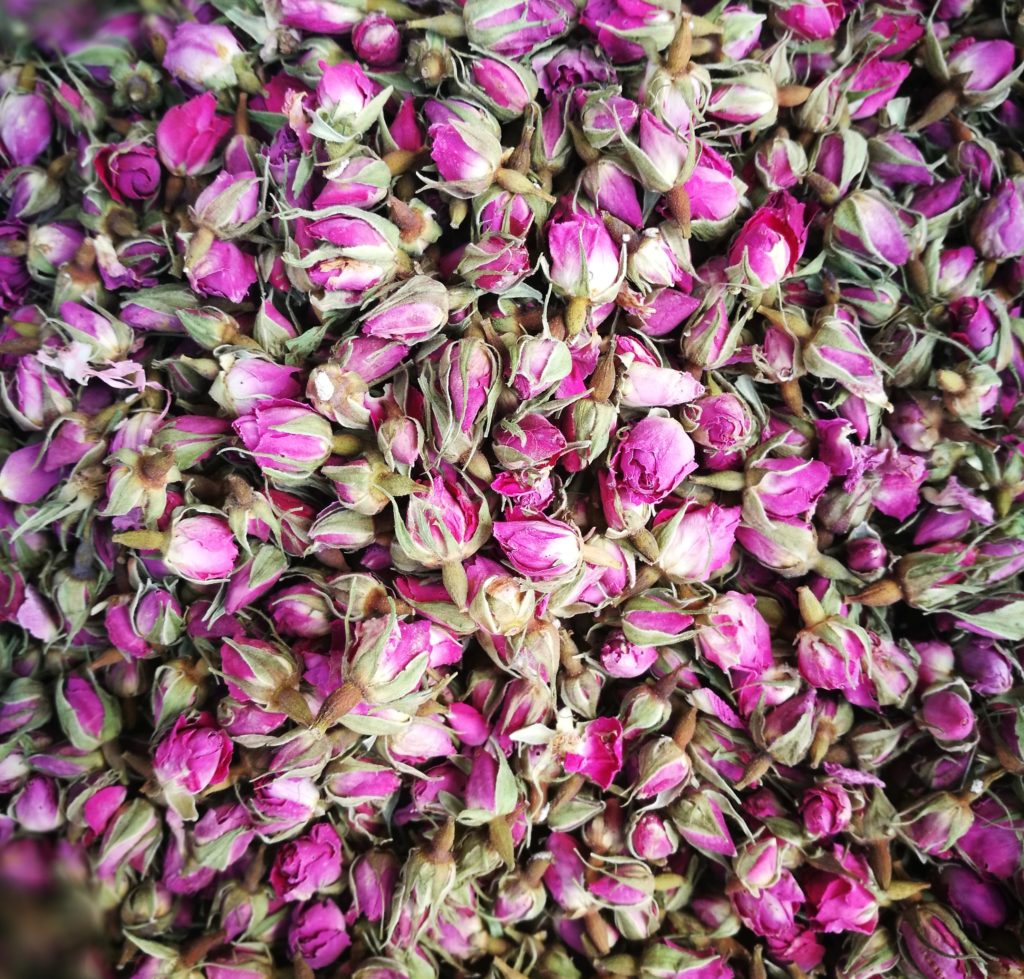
[1,0,1024,976]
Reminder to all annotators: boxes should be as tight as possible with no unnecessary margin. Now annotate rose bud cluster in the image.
[0,1,1023,978]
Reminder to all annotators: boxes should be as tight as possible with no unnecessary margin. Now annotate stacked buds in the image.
[0,1,1023,979]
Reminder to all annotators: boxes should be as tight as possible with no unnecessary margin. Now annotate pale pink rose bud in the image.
[696,591,771,676]
[633,736,691,799]
[288,898,351,970]
[164,514,238,582]
[494,414,567,471]
[582,158,642,227]
[843,59,911,120]
[210,355,301,417]
[627,811,679,862]
[153,712,233,820]
[546,201,622,303]
[0,92,53,167]
[755,134,808,191]
[670,791,736,857]
[804,306,890,407]
[493,516,583,582]
[687,393,753,455]
[563,716,623,789]
[682,295,741,369]
[728,191,807,287]
[599,630,658,679]
[163,22,243,90]
[617,340,705,409]
[827,190,911,268]
[506,335,572,401]
[270,822,343,902]
[185,239,258,303]
[684,142,745,231]
[466,56,538,120]
[314,154,391,212]
[10,774,62,833]
[156,92,232,177]
[428,119,502,198]
[270,583,335,638]
[234,400,333,487]
[352,13,401,66]
[621,592,694,647]
[707,66,778,129]
[250,775,319,839]
[947,39,1019,103]
[465,0,577,59]
[653,501,740,583]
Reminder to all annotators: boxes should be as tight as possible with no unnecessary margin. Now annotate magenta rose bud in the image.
[270,822,343,902]
[493,516,583,582]
[287,898,351,970]
[547,202,622,303]
[156,92,233,177]
[801,782,852,839]
[153,712,233,820]
[0,92,52,167]
[828,190,911,268]
[163,22,244,91]
[95,143,162,203]
[942,867,1007,930]
[804,847,878,935]
[600,631,658,679]
[465,0,577,58]
[970,178,1024,261]
[608,416,696,506]
[727,191,808,287]
[696,591,772,676]
[563,716,624,789]
[773,0,842,39]
[350,850,399,923]
[234,400,334,487]
[352,13,401,66]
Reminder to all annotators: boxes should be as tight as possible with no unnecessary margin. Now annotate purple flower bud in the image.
[846,536,888,573]
[234,400,333,486]
[956,796,1023,880]
[0,92,52,167]
[352,13,401,66]
[608,416,696,506]
[971,178,1024,260]
[804,847,878,935]
[868,131,934,188]
[10,774,62,833]
[95,143,161,203]
[288,898,351,970]
[428,119,502,198]
[0,443,62,504]
[918,683,976,749]
[156,92,232,177]
[898,905,982,979]
[942,867,1007,930]
[164,22,244,90]
[844,59,911,120]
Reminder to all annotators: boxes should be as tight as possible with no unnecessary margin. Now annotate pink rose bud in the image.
[547,202,622,303]
[867,131,933,189]
[270,582,335,638]
[671,791,736,857]
[234,400,334,487]
[0,92,52,167]
[918,682,976,749]
[947,39,1018,103]
[747,456,831,518]
[970,178,1024,261]
[467,56,538,120]
[0,677,49,736]
[156,92,232,176]
[728,191,808,287]
[358,275,448,344]
[185,238,258,303]
[428,119,502,199]
[192,170,261,235]
[94,143,162,203]
[493,516,583,582]
[956,639,1014,696]
[633,736,691,798]
[827,190,911,268]
[564,715,624,789]
[0,443,62,504]
[804,847,878,935]
[270,822,343,902]
[506,335,572,401]
[608,416,696,506]
[163,22,244,90]
[844,59,911,120]
[210,355,302,417]
[754,134,808,192]
[707,67,778,129]
[696,591,772,676]
[153,712,233,820]
[582,158,643,227]
[653,501,740,583]
[163,514,239,582]
[846,536,888,574]
[494,413,567,471]
[627,811,679,862]
[956,796,1023,880]
[617,336,705,409]
[11,774,62,833]
[350,850,399,922]
[465,0,577,58]
[55,673,122,751]
[287,898,351,970]
[352,13,401,66]
[278,0,364,31]
[600,630,658,679]
[804,306,890,407]
[772,0,843,39]
[801,781,853,839]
